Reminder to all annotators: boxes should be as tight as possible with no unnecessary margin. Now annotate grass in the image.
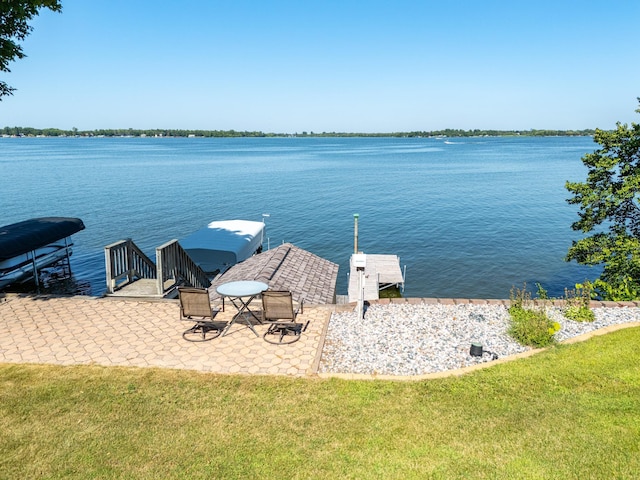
[2,328,640,479]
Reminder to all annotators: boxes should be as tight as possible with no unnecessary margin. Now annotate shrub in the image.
[508,307,560,348]
[564,281,595,322]
[508,284,560,347]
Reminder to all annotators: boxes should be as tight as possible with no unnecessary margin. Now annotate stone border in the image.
[365,297,640,308]
[308,305,336,375]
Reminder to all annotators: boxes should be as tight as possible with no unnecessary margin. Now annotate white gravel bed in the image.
[318,303,640,376]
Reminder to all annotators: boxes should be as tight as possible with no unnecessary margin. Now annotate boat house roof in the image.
[209,243,339,305]
[179,220,265,274]
[0,217,85,261]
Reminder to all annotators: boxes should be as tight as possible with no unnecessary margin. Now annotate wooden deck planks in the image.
[348,254,404,302]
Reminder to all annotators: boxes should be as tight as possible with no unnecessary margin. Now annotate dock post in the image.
[353,213,359,254]
[357,267,365,319]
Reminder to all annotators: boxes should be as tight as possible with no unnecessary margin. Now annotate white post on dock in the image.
[353,213,359,254]
[261,213,270,250]
[353,253,367,319]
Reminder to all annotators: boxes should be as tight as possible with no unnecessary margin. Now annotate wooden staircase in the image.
[104,238,210,298]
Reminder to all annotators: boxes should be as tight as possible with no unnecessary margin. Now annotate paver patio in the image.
[0,294,333,377]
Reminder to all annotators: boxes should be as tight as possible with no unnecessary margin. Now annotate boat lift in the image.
[0,217,85,291]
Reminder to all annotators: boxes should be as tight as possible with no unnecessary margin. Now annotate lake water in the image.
[0,135,600,298]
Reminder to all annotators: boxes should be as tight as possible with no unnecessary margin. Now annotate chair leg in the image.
[182,322,221,342]
[263,323,302,345]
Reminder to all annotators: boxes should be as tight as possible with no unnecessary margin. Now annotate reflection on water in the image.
[4,267,92,296]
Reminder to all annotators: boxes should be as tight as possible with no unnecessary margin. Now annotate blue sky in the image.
[2,0,639,133]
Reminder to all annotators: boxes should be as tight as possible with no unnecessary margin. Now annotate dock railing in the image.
[156,239,210,296]
[104,239,157,294]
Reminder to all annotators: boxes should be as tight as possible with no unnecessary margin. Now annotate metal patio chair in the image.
[261,290,307,345]
[178,287,223,342]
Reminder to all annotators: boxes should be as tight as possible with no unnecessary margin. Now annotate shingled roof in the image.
[209,243,339,305]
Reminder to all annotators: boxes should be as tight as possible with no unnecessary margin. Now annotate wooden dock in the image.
[348,254,404,303]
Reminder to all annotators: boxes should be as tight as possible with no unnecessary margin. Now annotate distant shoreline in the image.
[1,127,597,139]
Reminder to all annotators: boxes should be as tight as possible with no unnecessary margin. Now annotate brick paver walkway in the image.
[0,294,333,376]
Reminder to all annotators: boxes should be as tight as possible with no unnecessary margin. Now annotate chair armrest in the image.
[210,295,225,312]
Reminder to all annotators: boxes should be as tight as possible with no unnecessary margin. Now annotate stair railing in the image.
[156,239,210,295]
[104,239,156,293]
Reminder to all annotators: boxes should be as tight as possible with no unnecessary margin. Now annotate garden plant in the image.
[508,284,560,347]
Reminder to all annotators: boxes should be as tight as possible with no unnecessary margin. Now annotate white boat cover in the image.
[179,220,265,274]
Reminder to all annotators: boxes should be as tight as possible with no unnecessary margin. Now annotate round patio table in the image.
[216,281,268,337]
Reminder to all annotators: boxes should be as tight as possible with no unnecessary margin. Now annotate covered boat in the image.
[0,217,85,289]
[179,219,265,276]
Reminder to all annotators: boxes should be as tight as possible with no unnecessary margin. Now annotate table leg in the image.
[221,295,261,337]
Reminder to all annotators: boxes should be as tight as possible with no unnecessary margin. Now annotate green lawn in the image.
[2,327,639,479]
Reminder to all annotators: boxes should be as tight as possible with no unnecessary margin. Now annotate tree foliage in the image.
[0,0,62,99]
[566,99,640,300]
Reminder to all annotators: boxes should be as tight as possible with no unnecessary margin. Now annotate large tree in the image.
[0,0,61,99]
[566,99,640,300]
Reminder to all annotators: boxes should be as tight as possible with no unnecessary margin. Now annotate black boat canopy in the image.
[0,217,85,261]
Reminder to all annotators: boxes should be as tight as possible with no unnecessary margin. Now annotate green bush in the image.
[564,305,595,322]
[508,284,560,347]
[508,307,560,347]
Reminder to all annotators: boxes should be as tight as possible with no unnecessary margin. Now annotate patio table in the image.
[216,280,268,337]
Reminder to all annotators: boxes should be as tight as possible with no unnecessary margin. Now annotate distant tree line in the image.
[1,126,597,138]
[312,128,597,138]
[0,127,271,137]
[403,128,596,138]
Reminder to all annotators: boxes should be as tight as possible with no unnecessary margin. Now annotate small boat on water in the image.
[179,219,265,276]
[0,217,85,289]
